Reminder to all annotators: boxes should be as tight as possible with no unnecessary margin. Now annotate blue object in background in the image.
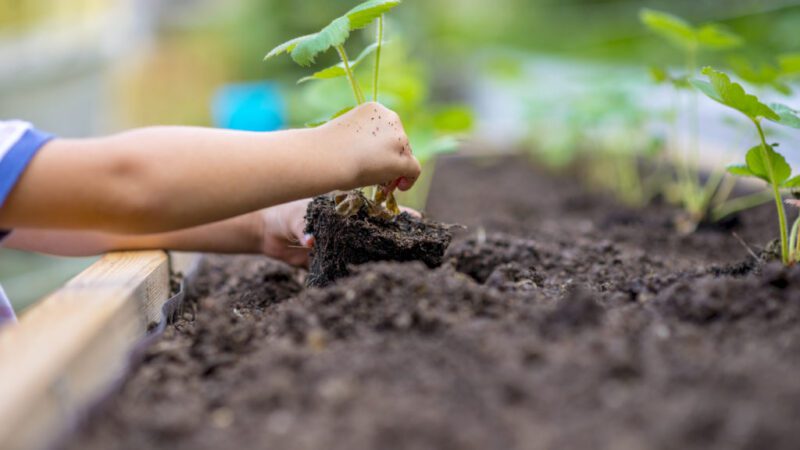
[212,81,285,131]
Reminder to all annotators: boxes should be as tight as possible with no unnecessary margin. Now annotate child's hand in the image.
[255,199,314,267]
[254,198,421,268]
[323,102,421,192]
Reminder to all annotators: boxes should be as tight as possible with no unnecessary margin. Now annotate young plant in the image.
[640,9,742,231]
[572,88,665,208]
[692,67,800,264]
[264,0,403,216]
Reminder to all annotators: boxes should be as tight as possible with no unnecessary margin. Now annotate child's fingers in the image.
[301,233,315,248]
[396,176,417,191]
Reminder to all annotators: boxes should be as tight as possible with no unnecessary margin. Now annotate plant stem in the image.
[686,45,701,208]
[795,209,800,259]
[336,45,365,105]
[755,120,790,264]
[711,190,772,222]
[700,167,726,213]
[617,154,643,207]
[790,216,800,261]
[711,171,736,209]
[671,88,695,214]
[373,15,384,103]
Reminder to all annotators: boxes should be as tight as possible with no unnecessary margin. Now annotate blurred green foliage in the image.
[212,0,800,125]
[360,0,797,69]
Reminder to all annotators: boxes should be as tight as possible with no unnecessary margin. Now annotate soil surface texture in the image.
[64,155,800,450]
[304,192,452,287]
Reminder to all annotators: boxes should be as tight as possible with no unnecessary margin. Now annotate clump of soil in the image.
[304,192,452,287]
[63,155,800,450]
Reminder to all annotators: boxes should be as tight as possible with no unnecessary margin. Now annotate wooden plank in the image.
[0,251,170,450]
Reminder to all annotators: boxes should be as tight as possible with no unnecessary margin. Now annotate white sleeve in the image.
[0,121,33,160]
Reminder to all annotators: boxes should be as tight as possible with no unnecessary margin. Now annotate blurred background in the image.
[1,0,799,310]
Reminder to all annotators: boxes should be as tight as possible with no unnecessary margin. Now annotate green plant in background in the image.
[727,53,800,96]
[693,67,800,265]
[518,73,665,209]
[395,104,473,210]
[640,9,742,231]
[640,9,742,68]
[264,0,404,215]
[571,89,665,208]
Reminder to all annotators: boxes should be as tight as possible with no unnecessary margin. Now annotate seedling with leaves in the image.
[640,9,742,60]
[692,67,800,264]
[264,0,403,216]
[640,9,742,231]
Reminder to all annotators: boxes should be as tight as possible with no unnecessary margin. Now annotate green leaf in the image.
[346,0,401,30]
[690,79,722,102]
[649,66,668,83]
[728,56,780,84]
[778,53,800,77]
[264,34,315,61]
[304,106,355,128]
[695,24,742,49]
[640,9,740,52]
[432,106,474,133]
[784,175,800,188]
[412,134,460,164]
[772,82,793,96]
[745,144,791,185]
[728,57,791,95]
[648,66,690,88]
[298,42,381,84]
[693,67,779,122]
[726,164,756,178]
[483,55,524,79]
[639,9,696,50]
[290,16,351,66]
[768,103,800,129]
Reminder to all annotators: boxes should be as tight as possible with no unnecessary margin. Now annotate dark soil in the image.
[64,155,800,450]
[304,193,452,287]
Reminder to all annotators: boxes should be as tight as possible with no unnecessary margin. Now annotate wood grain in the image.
[0,251,170,450]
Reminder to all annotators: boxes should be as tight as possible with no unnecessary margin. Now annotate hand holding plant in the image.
[323,102,421,193]
[252,192,422,268]
[264,0,407,216]
[253,199,315,267]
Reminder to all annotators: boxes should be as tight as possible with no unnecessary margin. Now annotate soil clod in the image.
[304,192,452,287]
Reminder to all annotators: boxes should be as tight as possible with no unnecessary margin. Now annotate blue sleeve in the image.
[0,121,55,208]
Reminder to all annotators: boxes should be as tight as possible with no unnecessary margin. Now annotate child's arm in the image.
[0,103,419,234]
[5,199,311,264]
[4,199,422,267]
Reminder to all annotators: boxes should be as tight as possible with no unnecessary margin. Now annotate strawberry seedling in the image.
[264,0,403,216]
[692,67,800,264]
[640,9,742,231]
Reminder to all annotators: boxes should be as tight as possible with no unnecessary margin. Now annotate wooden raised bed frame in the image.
[0,251,195,450]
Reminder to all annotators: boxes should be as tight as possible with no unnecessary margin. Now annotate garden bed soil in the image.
[64,154,800,450]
